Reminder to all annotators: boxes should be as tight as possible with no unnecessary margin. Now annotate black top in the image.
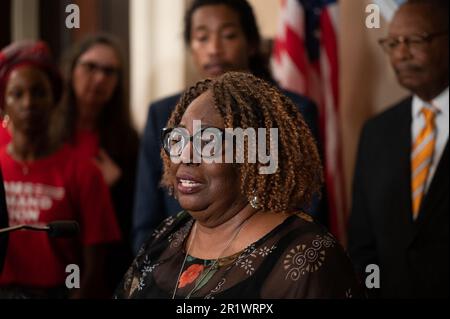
[117,211,362,299]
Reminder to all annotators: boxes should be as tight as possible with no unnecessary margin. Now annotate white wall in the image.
[248,0,280,38]
[130,0,186,133]
[11,0,40,41]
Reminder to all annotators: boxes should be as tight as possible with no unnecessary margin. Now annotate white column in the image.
[11,0,40,41]
[130,0,185,134]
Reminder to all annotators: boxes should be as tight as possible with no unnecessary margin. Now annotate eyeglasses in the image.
[77,61,119,77]
[161,127,225,159]
[378,31,448,53]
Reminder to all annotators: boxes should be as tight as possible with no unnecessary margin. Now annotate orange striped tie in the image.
[411,107,436,220]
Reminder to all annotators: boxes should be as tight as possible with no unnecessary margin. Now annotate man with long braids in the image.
[132,0,322,254]
[116,72,361,299]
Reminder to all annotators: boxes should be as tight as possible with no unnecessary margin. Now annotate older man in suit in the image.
[348,0,448,298]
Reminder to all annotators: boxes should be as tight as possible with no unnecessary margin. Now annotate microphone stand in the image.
[0,221,80,237]
[0,224,51,234]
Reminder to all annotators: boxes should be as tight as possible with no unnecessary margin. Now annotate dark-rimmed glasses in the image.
[161,127,225,159]
[378,31,448,53]
[77,61,119,77]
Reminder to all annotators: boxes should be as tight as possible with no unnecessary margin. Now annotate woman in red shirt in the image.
[0,40,121,298]
[60,35,139,292]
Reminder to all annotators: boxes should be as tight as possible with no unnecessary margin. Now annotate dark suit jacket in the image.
[131,89,323,254]
[348,97,449,298]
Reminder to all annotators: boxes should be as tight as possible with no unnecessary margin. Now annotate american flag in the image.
[272,0,347,244]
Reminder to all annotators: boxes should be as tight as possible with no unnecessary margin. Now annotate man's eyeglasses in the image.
[378,31,448,53]
[77,61,119,77]
[161,127,225,159]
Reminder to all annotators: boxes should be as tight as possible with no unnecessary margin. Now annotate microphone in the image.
[47,221,80,237]
[0,221,80,238]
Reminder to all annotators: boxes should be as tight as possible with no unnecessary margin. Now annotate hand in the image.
[93,149,122,187]
[2,115,13,134]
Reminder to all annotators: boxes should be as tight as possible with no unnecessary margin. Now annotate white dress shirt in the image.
[412,87,449,191]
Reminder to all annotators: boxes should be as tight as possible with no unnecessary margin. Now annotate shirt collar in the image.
[412,87,449,118]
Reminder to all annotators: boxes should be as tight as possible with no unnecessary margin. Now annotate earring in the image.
[2,115,10,129]
[168,186,178,200]
[249,192,259,209]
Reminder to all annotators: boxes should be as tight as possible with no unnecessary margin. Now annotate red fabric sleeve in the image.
[0,125,11,149]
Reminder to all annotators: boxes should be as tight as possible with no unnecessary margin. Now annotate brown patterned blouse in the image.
[115,211,363,299]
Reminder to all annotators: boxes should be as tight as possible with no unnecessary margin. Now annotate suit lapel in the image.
[364,97,417,246]
[415,142,449,228]
[398,100,414,224]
